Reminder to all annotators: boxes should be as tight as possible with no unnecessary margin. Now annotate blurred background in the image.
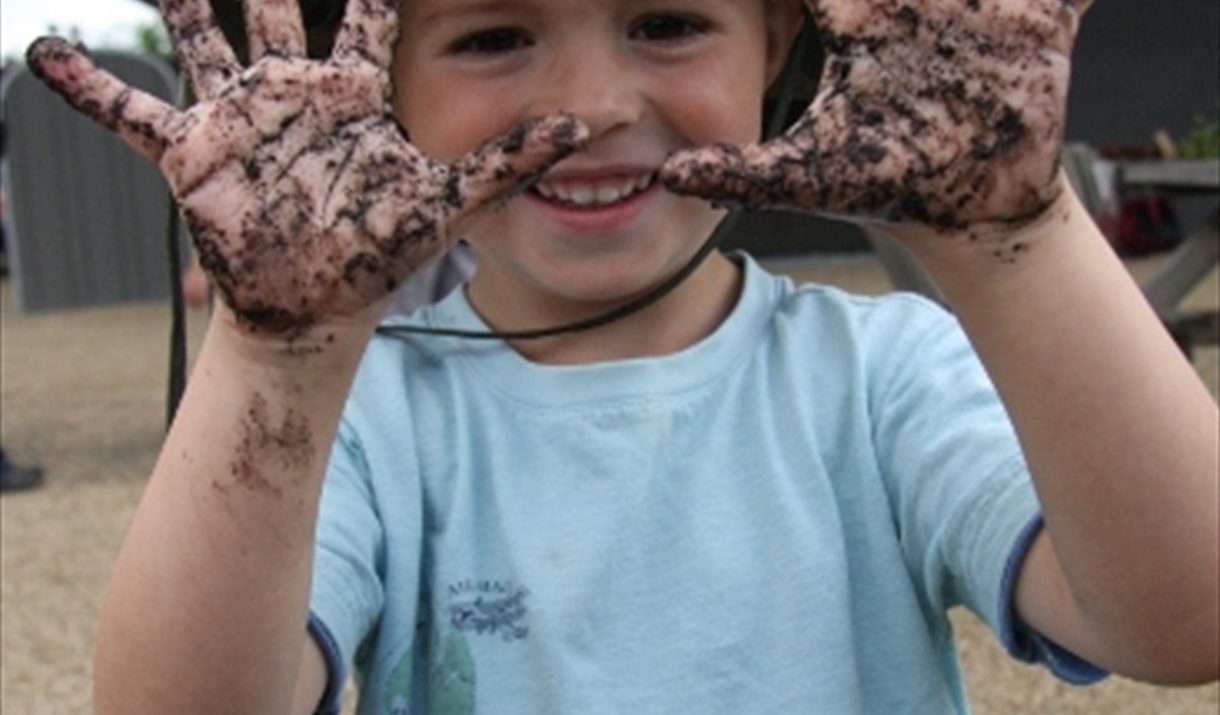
[1,1,1217,714]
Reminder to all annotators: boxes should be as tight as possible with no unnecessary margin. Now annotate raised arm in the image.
[27,1,585,712]
[662,0,1218,684]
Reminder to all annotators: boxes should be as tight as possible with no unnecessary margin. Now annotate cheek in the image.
[399,90,531,163]
[392,79,473,160]
[662,63,769,145]
[390,57,506,161]
[406,100,495,162]
[668,94,763,147]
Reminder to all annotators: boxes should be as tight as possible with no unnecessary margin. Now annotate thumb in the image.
[449,113,590,217]
[659,140,817,212]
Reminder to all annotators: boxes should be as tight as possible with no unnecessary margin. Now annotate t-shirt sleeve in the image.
[869,298,1106,685]
[999,516,1109,684]
[309,417,387,714]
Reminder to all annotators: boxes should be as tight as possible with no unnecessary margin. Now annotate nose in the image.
[532,39,643,141]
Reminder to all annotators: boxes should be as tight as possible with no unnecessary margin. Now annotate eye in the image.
[450,27,532,55]
[630,13,709,44]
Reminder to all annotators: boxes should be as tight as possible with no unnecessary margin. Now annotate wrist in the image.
[190,303,382,416]
[879,172,1084,288]
[208,299,383,367]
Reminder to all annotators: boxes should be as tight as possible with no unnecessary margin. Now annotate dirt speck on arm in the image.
[226,392,315,499]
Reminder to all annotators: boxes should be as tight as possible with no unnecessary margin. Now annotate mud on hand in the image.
[661,0,1092,247]
[26,0,586,336]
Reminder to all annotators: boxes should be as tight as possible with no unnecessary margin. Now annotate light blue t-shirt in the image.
[309,255,1103,715]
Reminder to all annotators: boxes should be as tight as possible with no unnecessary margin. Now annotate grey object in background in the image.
[1,51,183,313]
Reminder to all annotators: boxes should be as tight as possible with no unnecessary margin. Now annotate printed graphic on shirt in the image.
[446,579,531,642]
[379,579,530,714]
[430,630,476,715]
[383,652,413,715]
[379,627,478,715]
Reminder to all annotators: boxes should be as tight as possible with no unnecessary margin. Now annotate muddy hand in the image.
[26,0,586,335]
[662,0,1092,242]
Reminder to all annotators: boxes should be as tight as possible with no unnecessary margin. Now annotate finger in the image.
[1060,0,1095,38]
[242,0,307,60]
[1071,0,1097,16]
[332,0,401,68]
[158,0,241,97]
[448,114,590,216]
[26,38,176,162]
[802,0,866,35]
[659,140,821,212]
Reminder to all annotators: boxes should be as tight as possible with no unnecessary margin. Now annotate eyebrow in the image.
[415,0,529,27]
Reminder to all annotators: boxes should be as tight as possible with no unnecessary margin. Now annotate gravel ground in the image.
[2,254,1217,714]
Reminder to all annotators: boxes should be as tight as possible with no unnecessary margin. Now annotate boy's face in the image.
[392,0,800,316]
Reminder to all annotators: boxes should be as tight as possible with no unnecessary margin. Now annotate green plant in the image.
[134,21,176,66]
[1178,111,1219,159]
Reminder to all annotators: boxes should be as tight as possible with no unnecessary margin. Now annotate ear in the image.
[763,0,807,87]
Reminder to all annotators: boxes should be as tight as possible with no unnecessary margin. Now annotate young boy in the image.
[27,0,1218,713]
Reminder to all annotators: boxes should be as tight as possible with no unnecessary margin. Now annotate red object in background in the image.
[1114,196,1183,257]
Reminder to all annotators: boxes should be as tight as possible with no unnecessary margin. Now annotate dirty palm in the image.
[663,0,1090,247]
[27,0,1090,335]
[27,0,587,335]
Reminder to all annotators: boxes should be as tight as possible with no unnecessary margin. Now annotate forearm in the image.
[896,182,1220,682]
[94,309,375,714]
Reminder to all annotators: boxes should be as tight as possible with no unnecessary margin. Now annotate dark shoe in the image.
[0,456,43,492]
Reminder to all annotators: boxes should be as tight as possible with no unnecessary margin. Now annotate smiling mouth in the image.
[531,173,657,209]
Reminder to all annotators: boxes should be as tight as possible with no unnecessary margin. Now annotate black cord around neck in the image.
[374,211,740,342]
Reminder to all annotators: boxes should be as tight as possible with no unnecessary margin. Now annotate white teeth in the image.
[568,187,596,206]
[595,185,622,204]
[535,174,654,207]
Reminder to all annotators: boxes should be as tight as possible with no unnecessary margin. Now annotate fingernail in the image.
[517,114,589,156]
[26,36,68,70]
